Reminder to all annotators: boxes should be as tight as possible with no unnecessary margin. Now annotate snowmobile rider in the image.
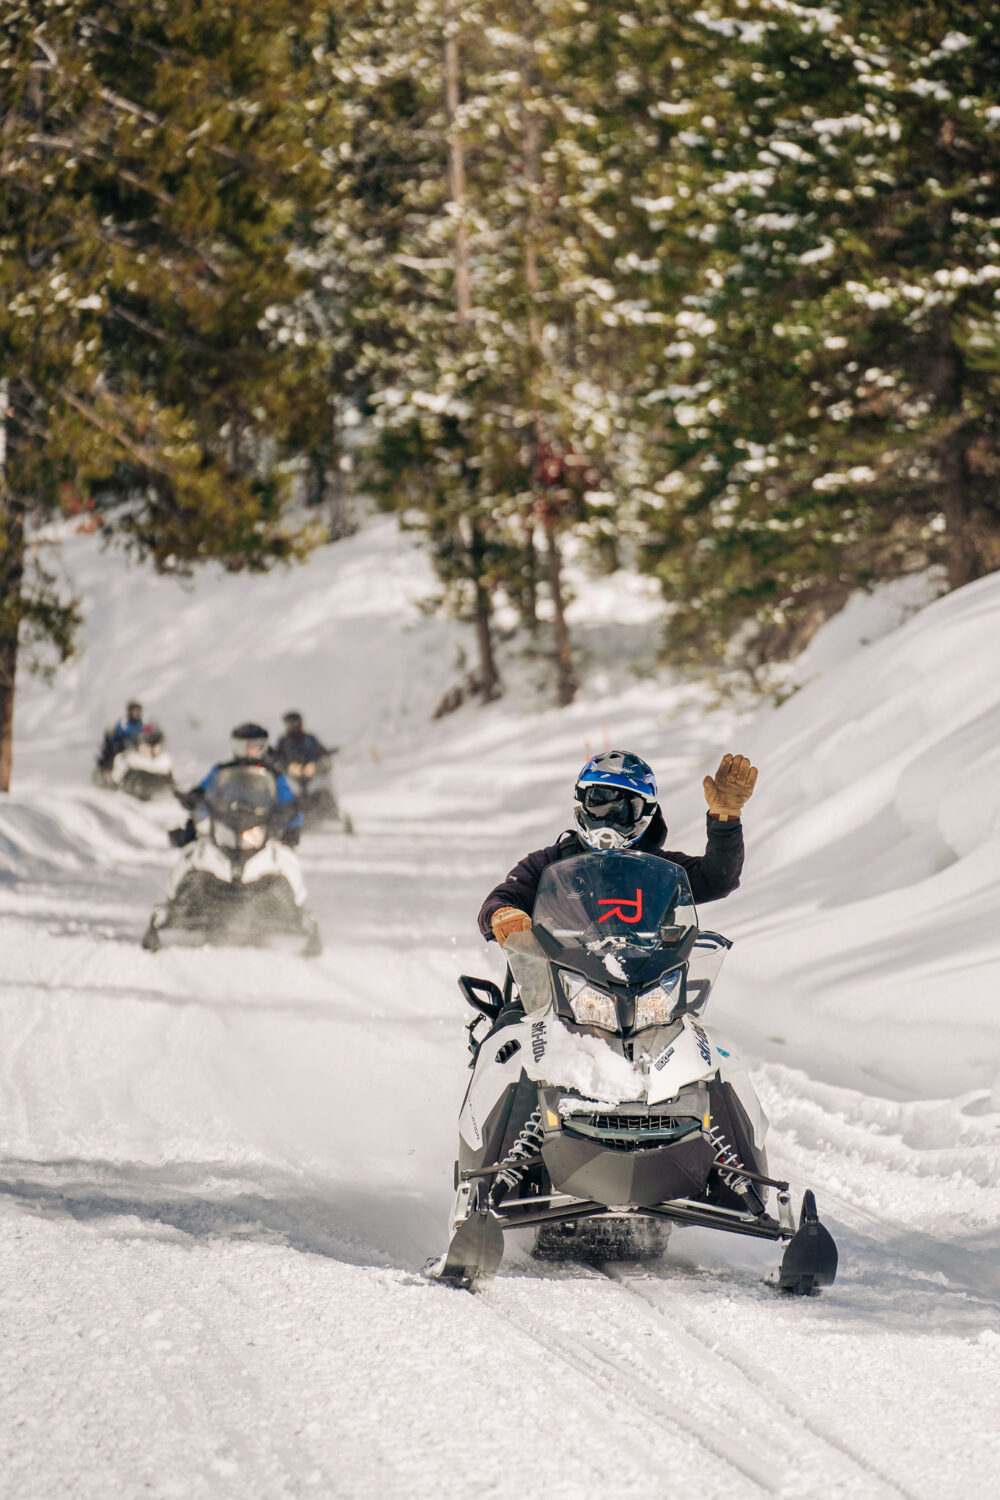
[479,749,758,945]
[273,711,333,771]
[171,722,303,848]
[97,699,147,771]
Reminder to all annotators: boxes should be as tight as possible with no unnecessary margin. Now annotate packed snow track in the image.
[2,524,999,1496]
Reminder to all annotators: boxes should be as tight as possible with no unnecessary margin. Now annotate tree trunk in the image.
[522,519,538,631]
[0,496,25,795]
[443,9,472,327]
[926,142,980,591]
[444,6,499,700]
[468,515,501,701]
[927,310,977,590]
[541,512,577,706]
[521,38,575,701]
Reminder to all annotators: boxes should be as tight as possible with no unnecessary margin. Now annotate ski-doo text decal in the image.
[597,889,643,924]
[691,1022,713,1065]
[531,1021,546,1062]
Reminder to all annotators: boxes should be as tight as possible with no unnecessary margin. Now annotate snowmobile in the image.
[104,728,176,801]
[432,850,837,1295]
[141,763,322,956]
[282,751,352,834]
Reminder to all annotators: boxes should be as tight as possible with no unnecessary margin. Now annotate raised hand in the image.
[703,753,758,820]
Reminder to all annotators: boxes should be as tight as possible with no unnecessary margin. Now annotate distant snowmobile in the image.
[141,763,322,956]
[282,751,352,833]
[101,726,176,801]
[430,850,838,1295]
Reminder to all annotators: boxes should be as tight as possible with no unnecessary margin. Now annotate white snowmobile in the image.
[141,763,322,956]
[108,728,176,801]
[432,850,837,1295]
[282,751,352,834]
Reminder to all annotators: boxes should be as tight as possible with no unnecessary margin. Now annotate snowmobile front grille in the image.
[562,1111,702,1152]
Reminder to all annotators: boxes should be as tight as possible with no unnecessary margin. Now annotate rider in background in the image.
[97,700,147,772]
[173,722,302,847]
[479,750,758,946]
[272,711,332,771]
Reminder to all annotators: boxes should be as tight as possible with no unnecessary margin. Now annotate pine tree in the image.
[632,0,1000,668]
[0,1,332,787]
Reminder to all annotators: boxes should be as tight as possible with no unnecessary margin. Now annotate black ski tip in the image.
[778,1190,838,1295]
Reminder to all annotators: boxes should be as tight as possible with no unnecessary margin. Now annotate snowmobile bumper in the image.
[142,899,321,957]
[540,1126,716,1209]
[119,768,174,801]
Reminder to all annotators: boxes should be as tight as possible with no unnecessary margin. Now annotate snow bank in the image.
[713,569,1000,1099]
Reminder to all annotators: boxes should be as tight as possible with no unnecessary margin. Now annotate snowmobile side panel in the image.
[167,839,232,897]
[645,1019,719,1104]
[459,1023,532,1150]
[242,841,308,905]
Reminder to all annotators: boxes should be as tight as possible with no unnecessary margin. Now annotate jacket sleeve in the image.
[275,773,303,829]
[477,844,560,941]
[663,815,744,904]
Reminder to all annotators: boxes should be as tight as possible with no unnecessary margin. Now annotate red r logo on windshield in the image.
[597,888,643,924]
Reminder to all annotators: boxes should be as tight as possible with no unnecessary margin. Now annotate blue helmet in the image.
[573,751,658,851]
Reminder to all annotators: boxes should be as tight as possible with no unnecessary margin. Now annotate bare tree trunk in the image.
[444,10,471,327]
[0,480,24,795]
[474,577,501,702]
[444,4,500,702]
[521,45,576,704]
[928,308,978,590]
[540,510,577,706]
[522,518,538,631]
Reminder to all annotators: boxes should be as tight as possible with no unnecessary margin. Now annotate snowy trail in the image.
[3,523,1000,1495]
[2,784,999,1498]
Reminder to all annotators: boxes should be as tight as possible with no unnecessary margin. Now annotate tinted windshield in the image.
[533,852,696,961]
[206,764,278,822]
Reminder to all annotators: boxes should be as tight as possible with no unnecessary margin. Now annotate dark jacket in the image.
[274,730,328,768]
[477,807,744,941]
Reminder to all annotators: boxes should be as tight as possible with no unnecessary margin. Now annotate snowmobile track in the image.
[482,1275,779,1493]
[598,1263,916,1500]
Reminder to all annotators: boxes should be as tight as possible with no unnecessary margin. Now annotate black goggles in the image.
[580,784,646,825]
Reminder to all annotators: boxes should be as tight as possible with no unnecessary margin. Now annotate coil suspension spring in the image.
[705,1122,750,1192]
[489,1109,546,1203]
[706,1121,767,1215]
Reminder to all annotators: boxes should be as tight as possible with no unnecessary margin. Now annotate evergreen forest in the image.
[4,0,1000,782]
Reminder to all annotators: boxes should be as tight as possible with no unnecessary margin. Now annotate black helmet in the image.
[283,710,303,731]
[126,701,143,720]
[231,722,269,761]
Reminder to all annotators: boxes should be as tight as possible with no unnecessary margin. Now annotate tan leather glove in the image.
[703,753,758,821]
[490,906,533,946]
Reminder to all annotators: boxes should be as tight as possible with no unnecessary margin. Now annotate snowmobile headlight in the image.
[214,822,238,849]
[559,970,619,1032]
[239,825,267,850]
[634,969,684,1030]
